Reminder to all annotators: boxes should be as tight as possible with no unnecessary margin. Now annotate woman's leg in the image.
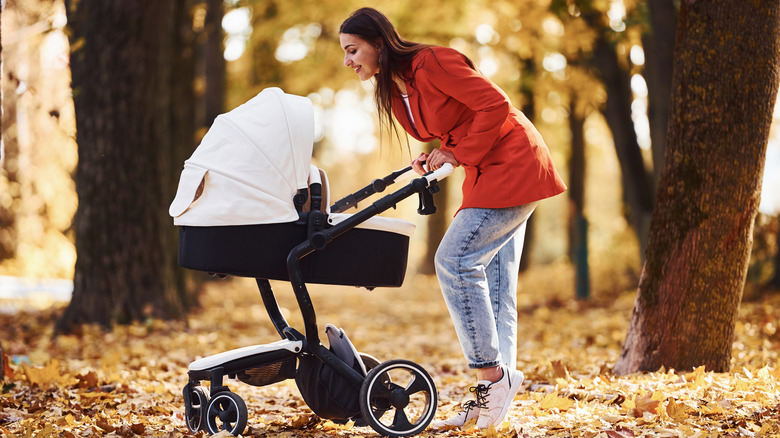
[434,203,537,369]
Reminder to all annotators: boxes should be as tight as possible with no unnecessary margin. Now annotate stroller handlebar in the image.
[423,162,454,182]
[329,163,455,213]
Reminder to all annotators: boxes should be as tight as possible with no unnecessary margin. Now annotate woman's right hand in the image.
[411,152,429,175]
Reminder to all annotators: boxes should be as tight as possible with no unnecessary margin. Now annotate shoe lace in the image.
[469,383,490,409]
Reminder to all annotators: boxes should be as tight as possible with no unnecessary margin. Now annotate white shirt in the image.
[401,94,417,129]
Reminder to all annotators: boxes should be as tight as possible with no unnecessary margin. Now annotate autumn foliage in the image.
[2,272,780,437]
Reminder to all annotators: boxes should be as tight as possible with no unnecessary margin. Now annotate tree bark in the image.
[57,0,197,332]
[614,0,780,374]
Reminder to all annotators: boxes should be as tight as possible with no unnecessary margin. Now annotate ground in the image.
[1,271,779,437]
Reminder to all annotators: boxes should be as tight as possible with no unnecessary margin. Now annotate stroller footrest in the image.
[188,339,303,372]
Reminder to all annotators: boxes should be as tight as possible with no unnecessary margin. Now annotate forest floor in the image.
[1,269,780,437]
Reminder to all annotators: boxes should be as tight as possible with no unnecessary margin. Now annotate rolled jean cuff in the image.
[468,359,502,370]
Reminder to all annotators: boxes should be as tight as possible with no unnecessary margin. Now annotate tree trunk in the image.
[202,0,225,127]
[568,98,590,299]
[642,0,677,188]
[57,0,194,332]
[614,0,780,374]
[518,57,537,272]
[0,2,16,263]
[592,32,655,260]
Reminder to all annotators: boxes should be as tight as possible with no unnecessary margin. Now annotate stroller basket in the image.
[237,357,297,387]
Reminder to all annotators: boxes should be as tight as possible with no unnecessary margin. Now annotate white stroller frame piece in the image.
[174,88,453,438]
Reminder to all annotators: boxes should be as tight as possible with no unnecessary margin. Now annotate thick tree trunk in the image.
[57,0,192,332]
[614,0,780,374]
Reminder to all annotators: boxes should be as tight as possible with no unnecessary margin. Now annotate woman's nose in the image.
[343,56,351,67]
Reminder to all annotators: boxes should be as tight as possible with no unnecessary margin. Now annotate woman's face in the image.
[340,33,380,81]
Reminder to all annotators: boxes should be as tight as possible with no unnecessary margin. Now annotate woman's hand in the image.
[411,152,429,175]
[412,149,460,174]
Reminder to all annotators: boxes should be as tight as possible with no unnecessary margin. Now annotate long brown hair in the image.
[339,8,430,146]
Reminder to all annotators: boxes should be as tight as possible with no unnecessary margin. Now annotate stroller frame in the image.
[182,164,452,437]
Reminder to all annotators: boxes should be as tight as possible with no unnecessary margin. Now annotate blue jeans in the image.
[435,203,537,370]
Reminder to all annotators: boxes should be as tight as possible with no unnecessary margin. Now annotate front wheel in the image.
[359,359,437,437]
[204,391,248,436]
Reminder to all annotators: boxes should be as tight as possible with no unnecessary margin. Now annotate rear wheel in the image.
[359,359,437,437]
[204,391,248,436]
[184,386,209,433]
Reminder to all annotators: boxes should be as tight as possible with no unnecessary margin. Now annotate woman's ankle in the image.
[476,365,503,383]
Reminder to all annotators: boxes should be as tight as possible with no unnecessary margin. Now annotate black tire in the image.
[359,359,437,437]
[205,391,248,436]
[184,386,209,433]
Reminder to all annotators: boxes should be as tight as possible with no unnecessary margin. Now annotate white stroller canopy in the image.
[170,87,314,226]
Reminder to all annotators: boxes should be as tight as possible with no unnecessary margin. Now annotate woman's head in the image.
[339,8,409,80]
[339,8,429,146]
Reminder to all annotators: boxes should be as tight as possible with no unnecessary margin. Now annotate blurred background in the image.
[1,0,778,311]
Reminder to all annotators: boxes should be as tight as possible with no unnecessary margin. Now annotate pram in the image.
[169,88,453,437]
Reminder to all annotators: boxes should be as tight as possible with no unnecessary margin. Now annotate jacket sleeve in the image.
[415,48,511,166]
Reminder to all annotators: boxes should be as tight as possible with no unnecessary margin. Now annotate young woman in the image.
[339,8,566,430]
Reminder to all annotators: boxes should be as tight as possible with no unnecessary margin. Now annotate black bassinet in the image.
[177,220,410,287]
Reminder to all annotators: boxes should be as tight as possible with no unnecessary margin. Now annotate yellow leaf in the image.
[540,390,574,411]
[685,365,708,389]
[634,392,661,417]
[665,398,689,422]
[551,360,569,379]
[290,413,317,428]
[23,359,65,387]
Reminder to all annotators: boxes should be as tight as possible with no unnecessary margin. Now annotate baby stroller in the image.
[169,88,452,437]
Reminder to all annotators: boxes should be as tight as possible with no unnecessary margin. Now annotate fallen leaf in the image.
[634,392,661,417]
[665,398,689,422]
[551,360,569,379]
[23,359,66,387]
[540,390,575,411]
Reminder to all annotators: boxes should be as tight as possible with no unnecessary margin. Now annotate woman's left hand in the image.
[426,148,460,171]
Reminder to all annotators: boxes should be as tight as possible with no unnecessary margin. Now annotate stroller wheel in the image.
[359,359,437,437]
[184,386,209,433]
[360,352,381,371]
[204,391,248,436]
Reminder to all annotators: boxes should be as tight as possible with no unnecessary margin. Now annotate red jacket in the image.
[391,47,566,210]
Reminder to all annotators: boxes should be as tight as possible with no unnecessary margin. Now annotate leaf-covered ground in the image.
[2,272,780,437]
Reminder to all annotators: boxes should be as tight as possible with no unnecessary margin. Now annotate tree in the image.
[56,0,218,332]
[642,0,677,187]
[614,0,780,374]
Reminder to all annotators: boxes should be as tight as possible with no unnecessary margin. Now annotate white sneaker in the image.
[430,399,480,429]
[475,367,524,429]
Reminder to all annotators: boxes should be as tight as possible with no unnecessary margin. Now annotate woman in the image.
[339,8,566,430]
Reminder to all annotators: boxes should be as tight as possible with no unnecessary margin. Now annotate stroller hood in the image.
[169,87,314,226]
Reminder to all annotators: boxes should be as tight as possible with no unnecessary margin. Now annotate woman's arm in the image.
[415,47,511,166]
